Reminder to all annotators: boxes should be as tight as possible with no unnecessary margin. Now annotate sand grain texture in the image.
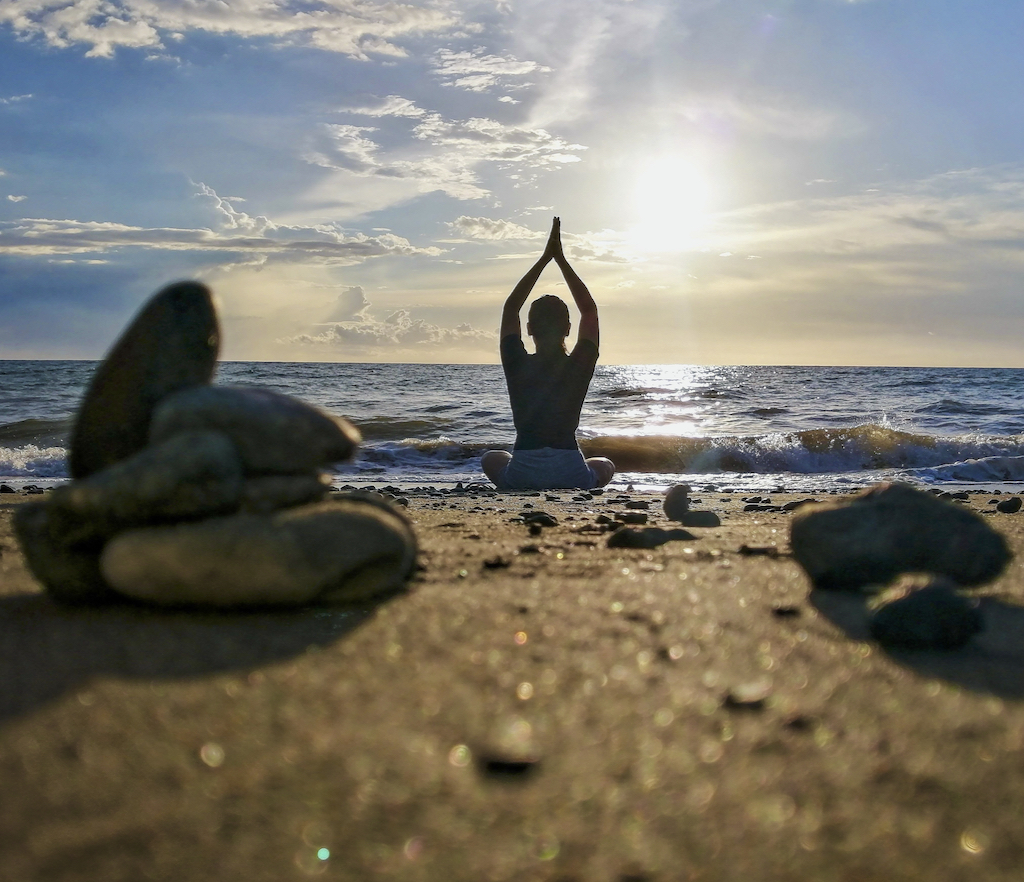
[3,490,1024,881]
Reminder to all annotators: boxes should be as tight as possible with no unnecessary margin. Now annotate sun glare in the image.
[629,155,714,253]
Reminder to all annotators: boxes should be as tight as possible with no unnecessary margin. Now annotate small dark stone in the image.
[480,758,538,779]
[522,512,558,527]
[625,499,650,510]
[0,484,14,493]
[771,605,801,618]
[529,523,543,536]
[615,511,649,525]
[482,556,511,569]
[996,496,1022,514]
[70,281,219,479]
[595,514,613,525]
[869,580,983,650]
[783,714,816,732]
[607,527,695,549]
[738,544,780,557]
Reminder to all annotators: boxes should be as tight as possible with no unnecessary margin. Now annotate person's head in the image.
[527,295,570,348]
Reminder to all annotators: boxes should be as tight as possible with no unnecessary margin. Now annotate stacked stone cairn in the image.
[14,281,417,608]
[789,482,1011,649]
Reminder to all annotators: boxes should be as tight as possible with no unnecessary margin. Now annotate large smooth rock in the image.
[790,482,1011,590]
[50,431,243,541]
[70,281,219,478]
[149,386,360,474]
[869,579,983,650]
[13,502,119,605]
[100,497,417,607]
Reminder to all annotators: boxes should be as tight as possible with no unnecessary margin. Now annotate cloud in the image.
[338,95,427,119]
[6,195,26,202]
[432,48,549,92]
[288,301,495,353]
[449,216,543,240]
[309,104,587,200]
[0,183,441,266]
[0,0,456,60]
[0,94,33,105]
[323,285,371,322]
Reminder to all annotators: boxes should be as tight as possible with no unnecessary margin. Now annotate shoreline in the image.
[3,488,1024,880]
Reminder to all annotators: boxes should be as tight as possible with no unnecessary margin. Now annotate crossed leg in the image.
[481,450,512,486]
[586,456,615,488]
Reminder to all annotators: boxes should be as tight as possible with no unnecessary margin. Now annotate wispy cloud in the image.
[0,183,441,266]
[449,216,543,240]
[6,195,26,202]
[308,103,587,200]
[287,293,494,352]
[0,94,33,105]
[432,48,549,92]
[0,0,457,59]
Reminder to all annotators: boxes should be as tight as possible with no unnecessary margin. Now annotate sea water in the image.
[3,360,1024,492]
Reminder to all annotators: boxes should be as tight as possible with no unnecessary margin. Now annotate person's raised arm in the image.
[551,221,599,347]
[499,217,560,339]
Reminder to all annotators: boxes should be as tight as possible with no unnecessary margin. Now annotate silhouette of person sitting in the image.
[482,217,615,490]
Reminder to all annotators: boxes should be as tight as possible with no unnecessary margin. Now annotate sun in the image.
[629,154,715,253]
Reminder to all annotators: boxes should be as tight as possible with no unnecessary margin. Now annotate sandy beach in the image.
[3,486,1024,881]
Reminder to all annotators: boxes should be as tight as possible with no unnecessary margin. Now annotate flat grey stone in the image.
[13,502,119,605]
[101,497,417,608]
[70,281,219,478]
[50,431,243,541]
[239,474,331,514]
[607,526,695,549]
[869,580,983,649]
[675,510,721,528]
[149,386,360,474]
[790,482,1011,590]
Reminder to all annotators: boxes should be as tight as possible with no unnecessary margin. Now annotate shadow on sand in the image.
[0,591,380,722]
[811,589,1024,699]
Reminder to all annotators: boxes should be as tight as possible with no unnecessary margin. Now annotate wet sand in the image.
[3,487,1024,881]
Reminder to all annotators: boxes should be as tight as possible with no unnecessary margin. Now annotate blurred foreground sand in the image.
[3,489,1024,881]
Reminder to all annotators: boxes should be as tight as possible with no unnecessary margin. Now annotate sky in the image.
[1,0,1023,366]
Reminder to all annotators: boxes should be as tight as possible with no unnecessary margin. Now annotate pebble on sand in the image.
[789,482,1011,591]
[663,484,721,527]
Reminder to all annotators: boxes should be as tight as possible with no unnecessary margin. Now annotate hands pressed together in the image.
[542,216,566,264]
